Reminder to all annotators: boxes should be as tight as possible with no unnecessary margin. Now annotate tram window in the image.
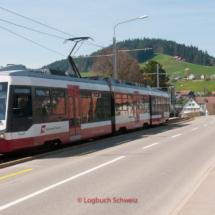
[122,94,128,111]
[52,97,65,114]
[152,96,156,115]
[35,89,51,116]
[14,89,30,94]
[52,90,65,97]
[115,94,122,112]
[0,83,8,120]
[161,97,165,112]
[81,92,93,123]
[93,96,102,121]
[52,90,65,115]
[139,96,144,111]
[101,93,110,120]
[144,96,149,113]
[12,94,32,117]
[35,97,51,115]
[157,97,161,112]
[36,89,50,97]
[128,95,134,117]
[166,98,170,112]
[82,92,91,98]
[165,98,168,112]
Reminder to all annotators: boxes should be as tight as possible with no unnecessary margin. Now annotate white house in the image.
[200,74,206,79]
[200,74,209,79]
[183,98,202,116]
[174,76,181,80]
[188,74,199,80]
[211,74,215,79]
[183,97,215,116]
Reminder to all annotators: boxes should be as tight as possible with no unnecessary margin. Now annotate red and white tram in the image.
[0,64,170,153]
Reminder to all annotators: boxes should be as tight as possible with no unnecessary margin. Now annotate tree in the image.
[92,47,143,82]
[142,60,169,89]
[202,85,208,94]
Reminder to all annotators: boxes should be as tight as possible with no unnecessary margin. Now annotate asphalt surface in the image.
[0,116,215,215]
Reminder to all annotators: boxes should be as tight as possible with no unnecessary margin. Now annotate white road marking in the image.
[0,156,125,211]
[171,134,181,138]
[204,124,207,126]
[143,142,159,149]
[192,128,198,130]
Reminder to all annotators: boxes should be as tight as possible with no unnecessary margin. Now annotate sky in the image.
[0,0,214,68]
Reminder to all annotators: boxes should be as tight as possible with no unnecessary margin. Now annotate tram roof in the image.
[0,65,169,97]
[105,78,169,97]
[0,64,108,86]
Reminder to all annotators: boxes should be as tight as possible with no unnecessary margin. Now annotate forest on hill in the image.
[43,38,215,73]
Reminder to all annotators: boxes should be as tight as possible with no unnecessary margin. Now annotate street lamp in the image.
[113,15,148,79]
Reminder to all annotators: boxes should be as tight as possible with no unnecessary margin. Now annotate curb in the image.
[0,118,193,169]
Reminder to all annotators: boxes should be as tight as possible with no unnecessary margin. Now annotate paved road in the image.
[0,116,215,215]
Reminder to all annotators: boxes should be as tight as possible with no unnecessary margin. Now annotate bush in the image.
[205,77,210,81]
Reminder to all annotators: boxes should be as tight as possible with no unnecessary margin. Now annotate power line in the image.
[0,18,66,40]
[0,6,104,48]
[0,25,66,57]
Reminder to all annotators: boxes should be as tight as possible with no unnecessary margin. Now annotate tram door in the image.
[134,91,140,126]
[67,85,81,139]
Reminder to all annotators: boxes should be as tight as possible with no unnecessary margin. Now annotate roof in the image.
[194,97,215,104]
[208,91,215,95]
[175,90,193,96]
[205,103,215,114]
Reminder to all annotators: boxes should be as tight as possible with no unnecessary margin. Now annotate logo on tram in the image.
[40,125,46,134]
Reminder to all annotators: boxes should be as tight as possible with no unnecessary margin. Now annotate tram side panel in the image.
[2,81,112,153]
[150,95,170,125]
[111,90,150,132]
[79,89,112,140]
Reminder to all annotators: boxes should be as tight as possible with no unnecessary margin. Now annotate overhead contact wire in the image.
[0,19,66,40]
[0,25,66,57]
[0,6,104,48]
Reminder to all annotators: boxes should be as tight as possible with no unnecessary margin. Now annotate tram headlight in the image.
[0,133,4,140]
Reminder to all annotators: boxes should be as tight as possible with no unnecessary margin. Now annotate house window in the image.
[192,103,195,106]
[189,104,191,106]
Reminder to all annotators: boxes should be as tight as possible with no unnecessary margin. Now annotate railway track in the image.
[0,117,191,169]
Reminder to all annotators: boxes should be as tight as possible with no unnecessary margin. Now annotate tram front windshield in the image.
[0,83,8,120]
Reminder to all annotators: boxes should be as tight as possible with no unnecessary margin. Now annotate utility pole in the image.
[157,64,159,88]
[173,73,176,117]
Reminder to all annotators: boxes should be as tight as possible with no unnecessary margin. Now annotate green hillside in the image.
[140,53,215,78]
[174,80,215,92]
[80,72,94,77]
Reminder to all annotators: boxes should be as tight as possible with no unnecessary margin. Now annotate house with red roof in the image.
[182,97,215,116]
